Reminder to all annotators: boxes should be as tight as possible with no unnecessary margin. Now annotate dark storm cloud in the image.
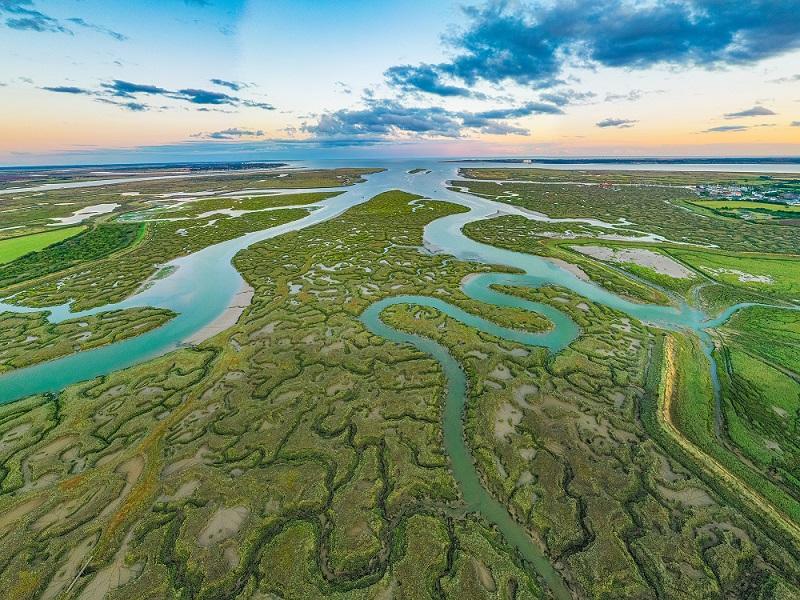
[387,1,800,92]
[596,118,638,128]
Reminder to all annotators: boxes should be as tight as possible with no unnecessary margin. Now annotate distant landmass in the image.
[452,157,800,165]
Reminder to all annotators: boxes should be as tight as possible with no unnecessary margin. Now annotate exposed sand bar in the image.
[186,281,254,345]
[571,245,696,278]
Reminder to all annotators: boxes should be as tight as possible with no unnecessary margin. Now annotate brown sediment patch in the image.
[23,437,73,490]
[659,456,688,484]
[0,422,32,454]
[516,470,534,488]
[31,494,89,532]
[506,347,529,357]
[0,496,46,536]
[321,340,345,355]
[576,413,610,439]
[29,435,78,462]
[99,455,145,520]
[489,363,512,381]
[42,533,98,600]
[186,282,254,345]
[613,318,632,333]
[198,506,250,547]
[694,521,752,544]
[95,445,127,468]
[494,402,522,441]
[223,544,241,569]
[572,245,695,278]
[79,529,143,599]
[326,381,351,396]
[473,559,497,592]
[513,384,538,409]
[158,479,200,503]
[609,390,626,408]
[162,444,210,476]
[657,484,715,507]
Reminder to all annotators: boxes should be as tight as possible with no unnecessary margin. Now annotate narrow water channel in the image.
[0,160,785,598]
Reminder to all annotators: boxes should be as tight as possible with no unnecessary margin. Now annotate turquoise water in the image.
[1,159,788,598]
[0,161,735,403]
[360,292,573,599]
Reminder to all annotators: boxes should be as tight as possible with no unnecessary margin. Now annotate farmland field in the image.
[0,226,85,263]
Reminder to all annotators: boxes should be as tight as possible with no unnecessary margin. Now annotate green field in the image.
[666,248,800,301]
[0,226,84,264]
[690,200,800,213]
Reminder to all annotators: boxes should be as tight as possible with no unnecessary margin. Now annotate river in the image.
[0,159,794,597]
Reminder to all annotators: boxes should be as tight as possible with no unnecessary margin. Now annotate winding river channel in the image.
[0,160,787,597]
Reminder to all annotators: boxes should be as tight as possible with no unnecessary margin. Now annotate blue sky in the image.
[1,0,799,165]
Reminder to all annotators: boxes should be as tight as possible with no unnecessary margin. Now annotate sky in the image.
[1,0,799,165]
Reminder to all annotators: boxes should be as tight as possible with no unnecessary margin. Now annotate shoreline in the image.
[185,281,255,345]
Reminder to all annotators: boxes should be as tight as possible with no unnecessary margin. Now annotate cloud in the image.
[389,0,800,90]
[43,79,276,112]
[385,64,477,98]
[704,125,749,132]
[2,0,69,34]
[459,101,562,133]
[724,105,777,118]
[176,88,274,110]
[195,128,266,140]
[334,81,352,95]
[210,78,248,91]
[1,2,127,39]
[539,89,596,106]
[306,100,464,138]
[102,80,169,97]
[94,97,149,111]
[596,118,638,128]
[41,84,147,111]
[66,17,127,41]
[792,121,800,126]
[41,85,92,95]
[769,73,800,83]
[603,89,664,102]
[304,98,556,139]
[177,88,238,105]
